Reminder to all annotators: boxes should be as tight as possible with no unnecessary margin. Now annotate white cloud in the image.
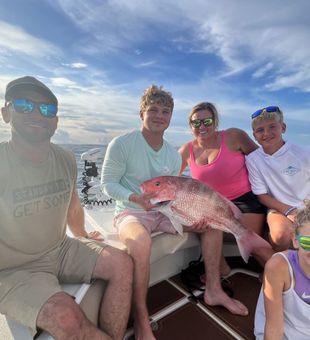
[53,0,185,54]
[266,70,310,92]
[51,77,78,88]
[49,81,141,143]
[253,63,274,79]
[62,62,88,69]
[0,20,60,58]
[52,1,310,91]
[1,1,310,145]
[135,60,157,68]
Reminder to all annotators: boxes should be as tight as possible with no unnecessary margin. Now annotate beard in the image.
[11,115,57,144]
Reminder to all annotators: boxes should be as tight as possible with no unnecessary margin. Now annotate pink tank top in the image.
[189,131,251,200]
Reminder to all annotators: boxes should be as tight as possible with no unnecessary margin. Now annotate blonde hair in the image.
[140,84,174,112]
[252,109,284,128]
[188,102,219,129]
[295,200,310,234]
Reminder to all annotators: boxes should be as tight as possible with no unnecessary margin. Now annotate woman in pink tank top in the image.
[179,102,272,272]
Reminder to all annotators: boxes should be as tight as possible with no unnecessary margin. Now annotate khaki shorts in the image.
[114,209,177,235]
[0,236,107,336]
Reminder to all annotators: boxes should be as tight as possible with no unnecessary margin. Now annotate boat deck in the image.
[84,203,263,340]
[1,258,261,340]
[126,256,262,340]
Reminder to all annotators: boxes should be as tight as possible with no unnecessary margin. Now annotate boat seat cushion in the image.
[79,280,106,326]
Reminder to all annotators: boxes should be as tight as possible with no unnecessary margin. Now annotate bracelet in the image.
[284,206,297,216]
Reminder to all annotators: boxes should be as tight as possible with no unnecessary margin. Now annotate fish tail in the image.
[236,230,271,263]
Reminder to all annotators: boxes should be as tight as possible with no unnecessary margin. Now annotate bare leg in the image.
[92,246,133,340]
[240,213,274,266]
[213,213,267,278]
[201,253,231,284]
[119,222,155,340]
[37,292,110,340]
[220,253,231,276]
[240,213,265,236]
[267,212,293,251]
[200,228,248,316]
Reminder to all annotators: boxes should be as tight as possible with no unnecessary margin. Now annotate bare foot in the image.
[203,289,248,316]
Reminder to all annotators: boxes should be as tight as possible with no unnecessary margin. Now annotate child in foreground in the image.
[254,201,310,339]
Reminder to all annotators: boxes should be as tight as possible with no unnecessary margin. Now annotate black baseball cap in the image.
[5,76,58,105]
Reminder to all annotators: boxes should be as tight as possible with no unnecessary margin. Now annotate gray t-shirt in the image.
[0,142,76,270]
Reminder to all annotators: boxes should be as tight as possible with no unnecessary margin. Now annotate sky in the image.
[0,0,309,147]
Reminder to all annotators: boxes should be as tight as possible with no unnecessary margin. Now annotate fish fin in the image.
[226,200,242,219]
[156,205,183,235]
[236,230,271,263]
[169,219,183,235]
[235,237,251,263]
[216,191,242,219]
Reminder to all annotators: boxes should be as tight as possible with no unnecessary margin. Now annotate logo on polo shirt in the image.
[302,292,310,299]
[282,165,300,176]
[162,166,171,174]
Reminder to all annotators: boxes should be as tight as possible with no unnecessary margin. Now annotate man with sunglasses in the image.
[246,106,310,252]
[0,76,133,339]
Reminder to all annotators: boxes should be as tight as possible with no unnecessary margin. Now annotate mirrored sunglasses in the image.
[11,98,58,118]
[295,234,310,251]
[190,118,213,128]
[251,106,280,119]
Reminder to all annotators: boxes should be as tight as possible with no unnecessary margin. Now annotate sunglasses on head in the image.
[10,98,58,118]
[295,234,310,251]
[190,117,213,128]
[251,106,280,119]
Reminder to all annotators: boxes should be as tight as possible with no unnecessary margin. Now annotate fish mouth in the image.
[156,200,170,206]
[151,199,171,206]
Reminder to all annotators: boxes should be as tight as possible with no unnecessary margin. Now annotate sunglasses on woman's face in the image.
[190,117,213,128]
[295,234,310,251]
[10,98,58,118]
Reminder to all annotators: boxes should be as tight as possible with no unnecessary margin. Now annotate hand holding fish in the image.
[129,192,158,211]
[184,220,209,233]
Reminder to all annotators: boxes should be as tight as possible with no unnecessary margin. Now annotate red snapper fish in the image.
[140,175,271,263]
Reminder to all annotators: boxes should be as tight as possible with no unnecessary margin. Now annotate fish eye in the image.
[155,181,161,186]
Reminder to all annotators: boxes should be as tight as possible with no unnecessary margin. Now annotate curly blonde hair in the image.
[140,84,174,113]
[295,200,310,234]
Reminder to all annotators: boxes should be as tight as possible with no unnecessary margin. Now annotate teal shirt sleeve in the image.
[101,131,182,214]
[101,137,133,202]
